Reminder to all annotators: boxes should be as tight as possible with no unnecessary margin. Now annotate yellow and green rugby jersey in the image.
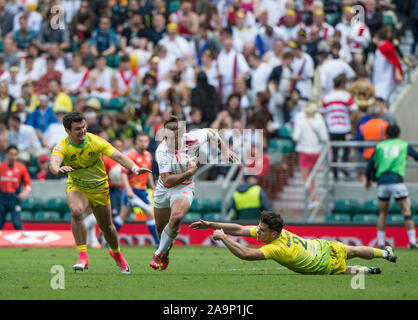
[51,132,116,189]
[250,227,333,274]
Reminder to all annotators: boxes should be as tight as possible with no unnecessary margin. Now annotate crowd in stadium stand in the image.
[0,0,416,186]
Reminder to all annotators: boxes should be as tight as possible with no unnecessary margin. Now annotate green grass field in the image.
[0,246,416,300]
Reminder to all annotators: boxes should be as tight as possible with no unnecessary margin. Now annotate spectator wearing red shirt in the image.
[0,145,32,230]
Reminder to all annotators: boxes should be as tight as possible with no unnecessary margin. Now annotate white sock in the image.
[155,225,177,255]
[88,227,99,246]
[377,230,385,247]
[407,229,416,245]
[84,214,97,230]
[114,215,124,227]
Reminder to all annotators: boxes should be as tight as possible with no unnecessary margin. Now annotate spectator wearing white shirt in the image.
[7,65,21,99]
[232,10,256,51]
[62,53,90,96]
[278,9,305,44]
[292,101,328,205]
[216,27,250,103]
[17,55,41,84]
[320,43,355,95]
[88,55,114,101]
[289,40,314,100]
[158,23,193,60]
[248,53,271,94]
[309,8,334,40]
[42,106,68,150]
[321,74,358,181]
[7,113,42,154]
[263,39,284,68]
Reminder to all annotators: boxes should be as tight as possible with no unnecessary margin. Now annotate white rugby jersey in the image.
[156,129,211,189]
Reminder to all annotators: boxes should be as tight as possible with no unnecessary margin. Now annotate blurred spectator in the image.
[18,56,42,85]
[147,13,166,46]
[194,23,222,66]
[48,80,72,114]
[158,22,192,60]
[79,41,95,70]
[8,113,42,153]
[31,154,60,180]
[186,107,207,131]
[292,102,328,207]
[26,94,57,139]
[289,40,314,100]
[62,53,90,96]
[411,1,418,56]
[91,16,118,57]
[0,145,31,230]
[34,56,62,95]
[309,8,334,40]
[364,0,384,37]
[70,0,96,42]
[12,15,37,51]
[232,175,273,219]
[89,55,114,101]
[263,39,284,69]
[216,27,250,103]
[0,0,14,37]
[114,55,139,96]
[120,11,148,52]
[190,71,222,125]
[0,81,13,119]
[0,132,9,162]
[12,1,42,34]
[320,42,355,95]
[0,37,20,69]
[359,104,389,162]
[248,53,271,94]
[321,74,358,181]
[169,0,199,38]
[7,65,22,99]
[372,26,403,102]
[42,106,68,150]
[36,9,71,53]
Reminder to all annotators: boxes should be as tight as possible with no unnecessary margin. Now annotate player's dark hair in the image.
[386,124,400,139]
[63,112,86,130]
[164,115,179,131]
[260,211,284,234]
[6,145,18,153]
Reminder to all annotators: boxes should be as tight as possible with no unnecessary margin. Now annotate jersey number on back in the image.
[383,145,399,159]
[285,231,308,250]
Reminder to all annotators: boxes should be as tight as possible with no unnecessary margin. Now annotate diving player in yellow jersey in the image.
[190,210,397,275]
[49,112,151,274]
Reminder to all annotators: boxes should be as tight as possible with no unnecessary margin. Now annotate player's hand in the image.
[187,160,198,174]
[133,167,152,175]
[224,149,239,163]
[57,166,75,174]
[190,219,212,230]
[212,228,225,241]
[365,180,372,190]
[126,189,134,199]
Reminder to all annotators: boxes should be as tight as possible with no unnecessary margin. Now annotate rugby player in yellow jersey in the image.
[49,112,151,274]
[190,211,397,275]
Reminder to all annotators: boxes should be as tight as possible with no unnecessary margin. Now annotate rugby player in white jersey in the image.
[150,116,238,270]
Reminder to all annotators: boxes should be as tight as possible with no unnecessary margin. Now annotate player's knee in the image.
[70,207,84,221]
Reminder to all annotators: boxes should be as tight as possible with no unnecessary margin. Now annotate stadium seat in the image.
[107,97,128,111]
[20,211,33,221]
[325,214,351,224]
[203,212,222,221]
[62,212,72,221]
[352,214,378,225]
[106,54,121,69]
[386,215,404,226]
[20,197,44,213]
[44,198,69,213]
[361,200,380,215]
[237,208,261,221]
[332,199,360,216]
[413,216,418,225]
[86,96,106,109]
[189,198,212,214]
[183,212,202,222]
[325,12,340,26]
[212,199,222,212]
[0,39,3,52]
[34,211,61,221]
[267,139,295,155]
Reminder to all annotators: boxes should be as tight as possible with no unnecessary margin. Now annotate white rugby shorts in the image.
[153,183,195,208]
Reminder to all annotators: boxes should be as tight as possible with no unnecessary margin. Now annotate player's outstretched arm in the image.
[213,229,265,261]
[49,155,74,175]
[110,150,152,175]
[190,219,253,237]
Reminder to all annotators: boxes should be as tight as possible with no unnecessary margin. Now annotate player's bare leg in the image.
[396,197,417,248]
[150,200,190,270]
[67,190,90,271]
[377,200,390,248]
[346,245,397,263]
[92,204,130,274]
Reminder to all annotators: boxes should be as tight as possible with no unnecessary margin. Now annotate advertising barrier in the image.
[0,222,416,247]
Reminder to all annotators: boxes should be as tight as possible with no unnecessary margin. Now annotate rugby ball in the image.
[171,153,192,174]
